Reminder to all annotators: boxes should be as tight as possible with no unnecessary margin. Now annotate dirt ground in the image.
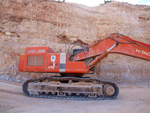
[0,80,150,113]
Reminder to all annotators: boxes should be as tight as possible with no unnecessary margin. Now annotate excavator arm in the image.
[73,33,150,71]
[72,33,150,72]
[74,33,150,61]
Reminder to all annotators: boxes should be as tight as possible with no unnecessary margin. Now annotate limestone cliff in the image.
[0,0,150,85]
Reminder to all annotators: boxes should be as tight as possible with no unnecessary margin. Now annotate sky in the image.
[65,0,150,7]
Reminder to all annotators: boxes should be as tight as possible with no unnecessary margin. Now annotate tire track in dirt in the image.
[0,88,23,95]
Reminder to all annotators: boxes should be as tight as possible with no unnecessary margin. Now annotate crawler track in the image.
[23,76,119,100]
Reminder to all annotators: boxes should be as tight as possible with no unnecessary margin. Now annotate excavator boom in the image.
[74,33,150,61]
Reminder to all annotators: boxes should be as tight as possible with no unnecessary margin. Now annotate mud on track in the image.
[0,80,150,113]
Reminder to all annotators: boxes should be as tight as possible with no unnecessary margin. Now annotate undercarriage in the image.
[23,76,119,100]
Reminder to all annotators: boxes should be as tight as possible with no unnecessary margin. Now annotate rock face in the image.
[0,0,150,84]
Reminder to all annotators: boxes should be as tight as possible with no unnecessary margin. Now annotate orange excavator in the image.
[19,33,150,100]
